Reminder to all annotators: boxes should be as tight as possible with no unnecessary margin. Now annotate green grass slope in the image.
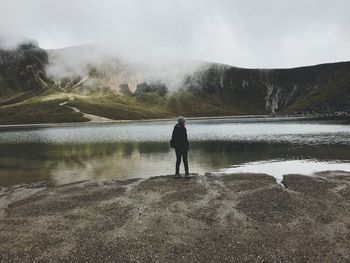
[66,89,266,121]
[0,88,268,125]
[286,69,350,113]
[0,92,87,125]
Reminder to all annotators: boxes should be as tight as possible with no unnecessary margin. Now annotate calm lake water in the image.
[0,117,349,186]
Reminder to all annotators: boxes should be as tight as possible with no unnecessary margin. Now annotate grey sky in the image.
[0,0,349,68]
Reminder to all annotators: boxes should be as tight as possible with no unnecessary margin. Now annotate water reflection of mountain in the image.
[0,141,349,186]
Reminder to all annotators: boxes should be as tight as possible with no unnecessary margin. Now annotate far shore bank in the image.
[1,172,350,262]
[0,114,349,130]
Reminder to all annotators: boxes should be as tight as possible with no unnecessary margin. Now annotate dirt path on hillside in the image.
[59,95,114,122]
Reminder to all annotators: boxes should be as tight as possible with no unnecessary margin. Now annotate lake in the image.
[0,117,349,186]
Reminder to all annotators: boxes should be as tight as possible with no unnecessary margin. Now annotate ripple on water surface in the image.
[0,119,349,145]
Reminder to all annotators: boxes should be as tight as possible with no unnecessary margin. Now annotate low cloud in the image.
[1,0,350,68]
[46,44,204,91]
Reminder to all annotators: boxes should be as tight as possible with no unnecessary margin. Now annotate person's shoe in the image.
[175,173,181,178]
[185,172,190,178]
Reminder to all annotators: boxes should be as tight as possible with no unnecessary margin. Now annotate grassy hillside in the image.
[0,92,87,125]
[0,88,267,125]
[286,70,350,113]
[67,90,171,120]
[66,89,265,120]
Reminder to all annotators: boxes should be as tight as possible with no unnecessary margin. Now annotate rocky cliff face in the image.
[184,62,350,114]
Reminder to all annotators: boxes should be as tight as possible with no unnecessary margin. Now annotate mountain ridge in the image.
[0,42,349,124]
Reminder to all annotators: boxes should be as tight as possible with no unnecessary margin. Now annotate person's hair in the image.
[177,116,186,124]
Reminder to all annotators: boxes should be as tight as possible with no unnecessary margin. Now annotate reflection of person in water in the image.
[170,116,190,177]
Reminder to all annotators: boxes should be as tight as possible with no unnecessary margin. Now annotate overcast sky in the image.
[0,0,349,68]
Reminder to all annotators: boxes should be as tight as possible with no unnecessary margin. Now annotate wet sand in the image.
[0,172,350,262]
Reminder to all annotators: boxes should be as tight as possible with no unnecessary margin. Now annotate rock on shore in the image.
[0,172,350,262]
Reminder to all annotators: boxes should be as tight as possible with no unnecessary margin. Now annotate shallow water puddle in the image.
[217,159,350,184]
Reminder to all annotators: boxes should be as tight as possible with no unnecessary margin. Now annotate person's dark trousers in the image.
[175,148,189,174]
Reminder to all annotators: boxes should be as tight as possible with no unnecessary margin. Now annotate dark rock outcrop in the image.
[134,81,168,96]
[0,41,48,100]
[119,83,133,96]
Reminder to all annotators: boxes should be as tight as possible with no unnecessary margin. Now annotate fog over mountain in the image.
[1,0,350,68]
[46,45,205,91]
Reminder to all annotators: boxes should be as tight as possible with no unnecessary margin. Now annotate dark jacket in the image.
[170,124,189,150]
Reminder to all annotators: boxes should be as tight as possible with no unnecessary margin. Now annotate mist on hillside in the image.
[0,34,206,94]
[45,44,206,92]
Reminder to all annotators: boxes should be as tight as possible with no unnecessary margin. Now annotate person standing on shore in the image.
[170,116,190,177]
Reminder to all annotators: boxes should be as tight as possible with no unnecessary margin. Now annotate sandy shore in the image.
[0,172,350,262]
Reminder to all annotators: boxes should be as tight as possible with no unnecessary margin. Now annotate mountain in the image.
[0,42,349,124]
